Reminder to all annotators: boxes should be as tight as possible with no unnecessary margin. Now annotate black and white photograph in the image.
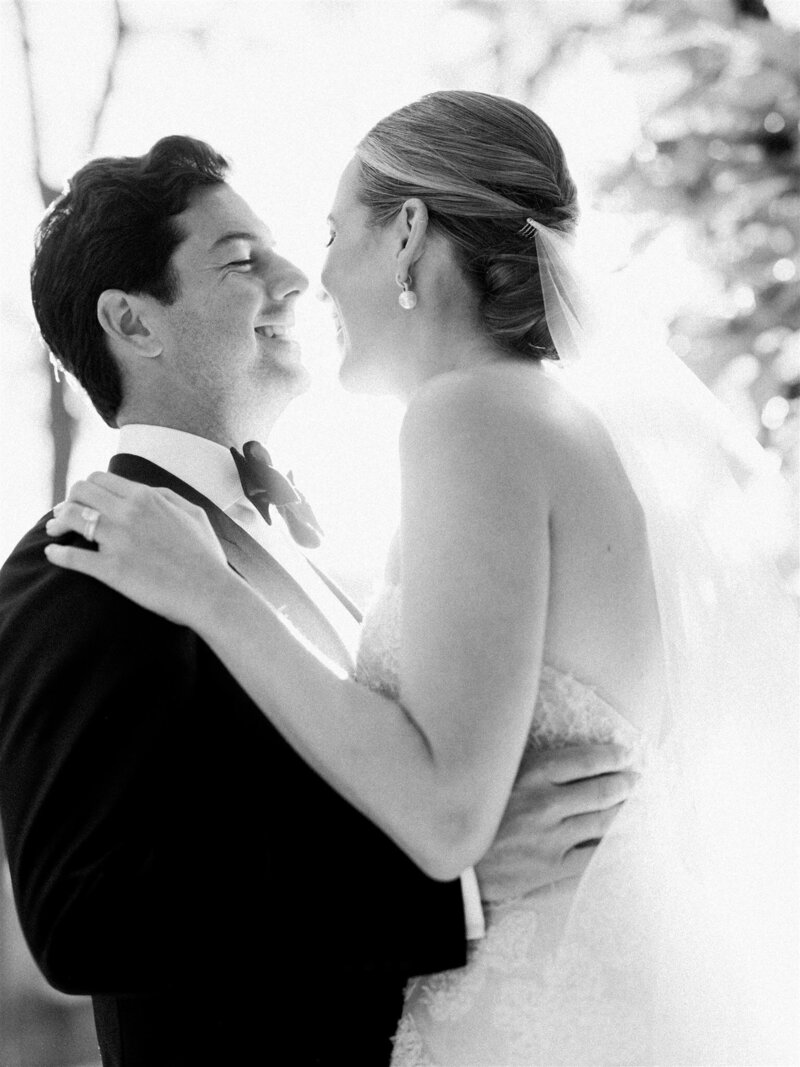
[0,1,798,1064]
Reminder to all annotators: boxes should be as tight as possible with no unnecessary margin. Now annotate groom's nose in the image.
[265,254,309,301]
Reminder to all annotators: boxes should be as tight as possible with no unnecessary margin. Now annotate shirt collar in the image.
[116,425,245,512]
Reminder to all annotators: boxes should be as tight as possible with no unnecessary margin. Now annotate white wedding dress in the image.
[356,582,651,1067]
[355,581,793,1067]
[346,223,796,1066]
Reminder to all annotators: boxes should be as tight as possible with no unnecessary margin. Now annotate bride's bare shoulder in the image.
[400,359,603,464]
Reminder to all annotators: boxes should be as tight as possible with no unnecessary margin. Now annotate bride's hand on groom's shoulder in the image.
[44,471,232,628]
[475,743,639,903]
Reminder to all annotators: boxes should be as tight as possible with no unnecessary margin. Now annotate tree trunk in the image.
[16,0,125,506]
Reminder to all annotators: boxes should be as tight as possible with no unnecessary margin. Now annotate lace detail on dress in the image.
[355,584,640,750]
[355,584,647,1067]
[354,580,403,698]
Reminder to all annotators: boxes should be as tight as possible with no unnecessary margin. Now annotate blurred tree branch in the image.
[735,0,771,19]
[14,0,59,212]
[87,0,127,153]
[14,0,127,506]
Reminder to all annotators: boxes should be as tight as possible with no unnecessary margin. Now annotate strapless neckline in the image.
[355,582,642,753]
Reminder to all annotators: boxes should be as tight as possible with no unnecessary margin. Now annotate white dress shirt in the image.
[116,424,484,941]
[117,425,361,655]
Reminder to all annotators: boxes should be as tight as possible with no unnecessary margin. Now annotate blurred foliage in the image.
[455,0,799,583]
[598,0,799,567]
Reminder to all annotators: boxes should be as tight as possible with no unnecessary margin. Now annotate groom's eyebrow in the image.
[208,230,272,252]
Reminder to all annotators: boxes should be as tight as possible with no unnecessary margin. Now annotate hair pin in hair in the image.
[48,350,64,383]
[519,217,538,239]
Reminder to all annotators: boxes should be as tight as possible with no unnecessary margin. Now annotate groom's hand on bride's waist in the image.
[475,743,639,903]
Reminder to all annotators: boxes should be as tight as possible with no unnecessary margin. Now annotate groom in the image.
[0,137,636,1066]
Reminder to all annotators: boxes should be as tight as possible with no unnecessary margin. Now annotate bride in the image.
[46,91,797,1065]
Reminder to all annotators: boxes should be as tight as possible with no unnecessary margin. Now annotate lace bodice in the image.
[355,583,640,753]
[355,582,645,1066]
[352,584,767,1065]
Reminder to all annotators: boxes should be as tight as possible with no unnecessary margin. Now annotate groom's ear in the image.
[97,290,163,358]
[394,197,429,276]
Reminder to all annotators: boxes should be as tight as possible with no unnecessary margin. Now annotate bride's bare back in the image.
[534,365,667,736]
[398,357,666,750]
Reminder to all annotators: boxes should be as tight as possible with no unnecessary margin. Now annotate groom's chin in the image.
[270,355,313,398]
[287,359,313,394]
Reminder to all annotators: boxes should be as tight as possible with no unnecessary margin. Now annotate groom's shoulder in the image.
[0,511,60,597]
[0,510,180,648]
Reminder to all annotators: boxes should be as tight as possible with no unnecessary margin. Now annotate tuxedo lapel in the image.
[306,560,363,624]
[109,454,355,674]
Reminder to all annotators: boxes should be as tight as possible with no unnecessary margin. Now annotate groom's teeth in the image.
[256,325,293,339]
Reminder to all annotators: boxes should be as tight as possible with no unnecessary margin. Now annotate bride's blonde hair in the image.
[356,90,578,359]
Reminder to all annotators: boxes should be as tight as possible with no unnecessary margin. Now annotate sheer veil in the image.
[532,220,799,1063]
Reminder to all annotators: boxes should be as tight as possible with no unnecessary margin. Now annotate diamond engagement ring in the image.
[81,506,100,543]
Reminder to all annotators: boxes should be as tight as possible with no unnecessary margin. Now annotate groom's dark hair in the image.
[30,135,229,426]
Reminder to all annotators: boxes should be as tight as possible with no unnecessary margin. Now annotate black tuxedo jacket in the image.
[0,453,466,1065]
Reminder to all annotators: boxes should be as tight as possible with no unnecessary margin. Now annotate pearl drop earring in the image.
[397,274,417,310]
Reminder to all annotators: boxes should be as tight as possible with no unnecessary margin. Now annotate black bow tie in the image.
[231,441,323,549]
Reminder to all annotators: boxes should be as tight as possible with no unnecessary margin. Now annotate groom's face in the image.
[141,183,310,441]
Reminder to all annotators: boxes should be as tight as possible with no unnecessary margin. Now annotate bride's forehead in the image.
[330,158,363,213]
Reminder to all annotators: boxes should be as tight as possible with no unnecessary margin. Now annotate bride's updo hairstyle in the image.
[356,90,578,359]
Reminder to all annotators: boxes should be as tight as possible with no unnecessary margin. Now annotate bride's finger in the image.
[46,501,113,541]
[51,469,146,512]
[153,486,211,521]
[560,801,625,849]
[558,843,599,881]
[44,541,107,581]
[83,470,144,498]
[48,477,126,536]
[550,770,638,821]
[542,743,638,784]
[55,478,128,520]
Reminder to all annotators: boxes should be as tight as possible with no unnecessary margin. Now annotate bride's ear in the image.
[97,290,163,358]
[395,198,429,278]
